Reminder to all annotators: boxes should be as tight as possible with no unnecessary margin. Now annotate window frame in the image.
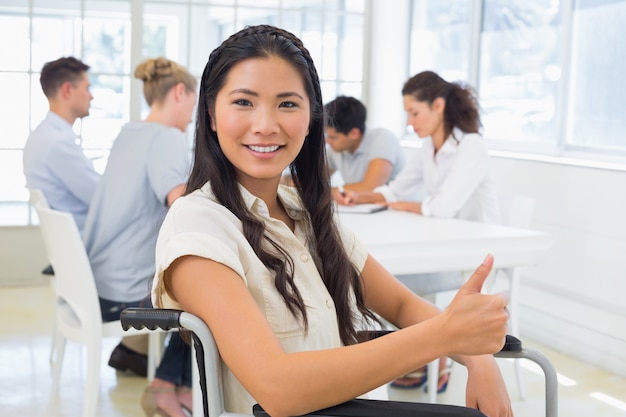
[408,0,626,172]
[0,0,370,226]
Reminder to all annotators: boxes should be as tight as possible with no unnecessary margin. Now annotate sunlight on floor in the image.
[589,392,626,412]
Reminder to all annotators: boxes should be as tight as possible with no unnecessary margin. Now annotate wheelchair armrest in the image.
[357,330,523,355]
[120,307,184,332]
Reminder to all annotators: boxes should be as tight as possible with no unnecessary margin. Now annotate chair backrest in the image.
[28,187,50,209]
[497,191,535,229]
[34,203,102,329]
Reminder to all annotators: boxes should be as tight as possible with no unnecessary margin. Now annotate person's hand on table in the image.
[386,201,422,214]
[335,188,358,206]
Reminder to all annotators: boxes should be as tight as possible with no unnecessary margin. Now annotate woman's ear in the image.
[432,97,445,114]
[174,82,186,102]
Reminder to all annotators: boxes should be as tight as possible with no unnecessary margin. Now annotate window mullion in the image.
[468,0,482,88]
[130,0,143,122]
[559,0,575,155]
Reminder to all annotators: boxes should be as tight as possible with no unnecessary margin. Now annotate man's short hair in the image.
[40,57,90,98]
[324,95,367,135]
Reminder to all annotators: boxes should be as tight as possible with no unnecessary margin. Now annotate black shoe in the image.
[108,343,148,377]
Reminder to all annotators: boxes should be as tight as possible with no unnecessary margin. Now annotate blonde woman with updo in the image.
[82,57,197,417]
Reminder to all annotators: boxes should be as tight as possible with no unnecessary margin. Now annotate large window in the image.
[409,0,626,163]
[0,0,367,226]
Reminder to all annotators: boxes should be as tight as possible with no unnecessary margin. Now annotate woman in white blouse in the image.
[340,71,500,225]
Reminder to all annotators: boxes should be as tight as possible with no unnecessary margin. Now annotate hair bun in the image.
[134,57,174,82]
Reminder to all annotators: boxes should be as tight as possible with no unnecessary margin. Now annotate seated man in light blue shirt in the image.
[23,56,100,233]
[324,95,405,201]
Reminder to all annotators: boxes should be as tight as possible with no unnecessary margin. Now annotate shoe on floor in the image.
[41,264,54,275]
[108,342,148,377]
[390,368,427,389]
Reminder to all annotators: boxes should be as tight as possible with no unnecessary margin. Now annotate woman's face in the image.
[403,95,444,139]
[211,56,310,188]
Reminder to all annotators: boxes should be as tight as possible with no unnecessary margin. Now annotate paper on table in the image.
[336,203,388,214]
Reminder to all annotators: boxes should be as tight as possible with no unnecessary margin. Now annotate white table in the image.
[337,209,553,275]
[337,209,553,403]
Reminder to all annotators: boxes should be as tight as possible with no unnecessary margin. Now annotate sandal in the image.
[390,367,427,389]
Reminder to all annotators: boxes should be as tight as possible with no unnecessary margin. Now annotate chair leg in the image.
[49,278,58,365]
[50,334,66,393]
[83,340,102,417]
[47,333,65,415]
[49,326,57,365]
[147,332,164,381]
[426,358,438,403]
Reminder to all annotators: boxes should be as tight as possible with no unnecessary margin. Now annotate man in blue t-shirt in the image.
[324,96,405,201]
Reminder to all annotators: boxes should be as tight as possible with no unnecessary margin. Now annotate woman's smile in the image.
[246,144,282,154]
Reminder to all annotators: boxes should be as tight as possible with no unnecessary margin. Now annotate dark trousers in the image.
[99,297,192,387]
[254,399,487,416]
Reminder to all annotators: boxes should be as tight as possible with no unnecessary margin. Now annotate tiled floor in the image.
[1,283,625,416]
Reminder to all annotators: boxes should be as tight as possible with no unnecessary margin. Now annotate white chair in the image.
[28,187,50,209]
[492,190,536,399]
[28,187,57,363]
[34,203,163,417]
[28,187,51,268]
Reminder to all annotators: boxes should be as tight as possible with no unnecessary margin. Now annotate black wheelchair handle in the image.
[357,330,522,353]
[120,308,183,331]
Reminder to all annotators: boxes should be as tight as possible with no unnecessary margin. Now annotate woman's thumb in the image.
[461,253,494,295]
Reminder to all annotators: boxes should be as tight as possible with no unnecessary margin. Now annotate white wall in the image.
[492,157,626,377]
[0,226,48,286]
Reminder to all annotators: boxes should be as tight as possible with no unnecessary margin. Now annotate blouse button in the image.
[300,253,309,262]
[325,299,333,308]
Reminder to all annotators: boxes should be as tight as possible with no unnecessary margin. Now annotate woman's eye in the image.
[234,99,252,106]
[279,101,298,108]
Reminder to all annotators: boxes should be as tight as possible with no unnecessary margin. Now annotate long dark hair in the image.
[187,25,377,345]
[402,70,481,141]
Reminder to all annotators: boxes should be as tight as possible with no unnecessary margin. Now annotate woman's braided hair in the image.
[186,25,378,345]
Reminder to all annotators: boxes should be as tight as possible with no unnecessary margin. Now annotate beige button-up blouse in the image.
[152,182,368,413]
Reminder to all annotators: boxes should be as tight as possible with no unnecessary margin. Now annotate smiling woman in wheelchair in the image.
[150,25,513,417]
